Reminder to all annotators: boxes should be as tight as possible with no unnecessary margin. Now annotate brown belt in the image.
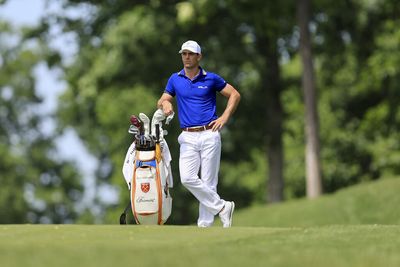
[182,125,213,132]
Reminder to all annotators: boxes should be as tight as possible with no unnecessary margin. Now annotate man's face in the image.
[181,50,201,69]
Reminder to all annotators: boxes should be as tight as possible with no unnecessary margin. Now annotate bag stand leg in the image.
[119,202,131,225]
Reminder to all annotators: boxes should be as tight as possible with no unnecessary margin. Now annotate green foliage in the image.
[0,144,27,223]
[0,21,83,223]
[313,7,400,190]
[219,149,267,205]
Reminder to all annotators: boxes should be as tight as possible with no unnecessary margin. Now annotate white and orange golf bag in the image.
[121,109,174,225]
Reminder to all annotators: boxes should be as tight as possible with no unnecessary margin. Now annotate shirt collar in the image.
[178,67,207,77]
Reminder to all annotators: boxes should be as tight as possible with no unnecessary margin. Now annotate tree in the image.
[297,0,322,198]
[0,20,84,223]
[224,0,297,202]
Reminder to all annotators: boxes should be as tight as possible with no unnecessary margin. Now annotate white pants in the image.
[178,130,225,226]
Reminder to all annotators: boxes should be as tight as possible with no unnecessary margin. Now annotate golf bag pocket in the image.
[130,157,172,225]
[132,166,158,214]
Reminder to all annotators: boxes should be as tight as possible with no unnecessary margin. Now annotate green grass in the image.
[1,224,399,267]
[235,177,400,227]
[1,178,400,267]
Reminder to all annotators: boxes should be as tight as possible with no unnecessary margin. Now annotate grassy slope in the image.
[0,178,399,267]
[235,177,400,227]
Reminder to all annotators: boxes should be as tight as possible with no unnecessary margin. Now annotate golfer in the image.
[157,40,241,227]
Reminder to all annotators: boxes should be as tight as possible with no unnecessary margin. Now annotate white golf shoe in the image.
[219,201,235,228]
[198,222,212,228]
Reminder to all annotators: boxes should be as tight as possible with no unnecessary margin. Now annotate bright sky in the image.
[0,0,118,206]
[0,0,45,26]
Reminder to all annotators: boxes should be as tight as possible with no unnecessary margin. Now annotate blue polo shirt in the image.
[165,67,227,128]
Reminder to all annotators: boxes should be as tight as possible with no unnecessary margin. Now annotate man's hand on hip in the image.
[209,115,229,132]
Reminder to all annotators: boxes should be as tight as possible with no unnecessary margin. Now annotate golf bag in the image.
[121,109,174,225]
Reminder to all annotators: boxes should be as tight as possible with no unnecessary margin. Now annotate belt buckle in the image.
[183,125,210,132]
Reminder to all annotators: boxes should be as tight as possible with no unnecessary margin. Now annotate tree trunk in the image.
[297,0,323,198]
[258,37,284,203]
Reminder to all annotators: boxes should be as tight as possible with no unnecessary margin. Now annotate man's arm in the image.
[157,93,174,116]
[209,83,241,131]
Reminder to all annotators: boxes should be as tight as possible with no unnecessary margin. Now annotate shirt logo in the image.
[198,85,208,89]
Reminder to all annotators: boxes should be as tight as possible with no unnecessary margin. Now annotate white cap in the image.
[179,40,201,54]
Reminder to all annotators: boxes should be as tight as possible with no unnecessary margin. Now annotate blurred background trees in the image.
[1,0,400,224]
[0,19,83,223]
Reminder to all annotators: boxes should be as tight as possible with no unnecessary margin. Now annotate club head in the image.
[130,115,142,128]
[128,125,140,135]
[139,113,150,137]
[151,109,166,138]
[166,112,175,125]
[139,113,150,123]
[152,109,166,122]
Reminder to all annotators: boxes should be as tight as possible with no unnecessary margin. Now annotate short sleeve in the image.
[213,74,227,92]
[165,75,176,97]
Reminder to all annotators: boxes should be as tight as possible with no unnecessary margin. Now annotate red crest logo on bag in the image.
[141,183,150,193]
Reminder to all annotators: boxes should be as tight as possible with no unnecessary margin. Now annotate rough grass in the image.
[0,178,399,267]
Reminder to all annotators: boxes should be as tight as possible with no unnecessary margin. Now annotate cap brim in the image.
[179,48,199,54]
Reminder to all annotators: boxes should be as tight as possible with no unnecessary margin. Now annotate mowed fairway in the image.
[1,178,400,267]
[0,224,399,267]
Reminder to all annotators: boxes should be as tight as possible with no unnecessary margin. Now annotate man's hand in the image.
[161,100,174,116]
[157,93,174,116]
[209,114,229,132]
[210,83,241,131]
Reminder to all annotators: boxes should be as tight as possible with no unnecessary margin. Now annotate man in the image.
[157,40,241,227]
